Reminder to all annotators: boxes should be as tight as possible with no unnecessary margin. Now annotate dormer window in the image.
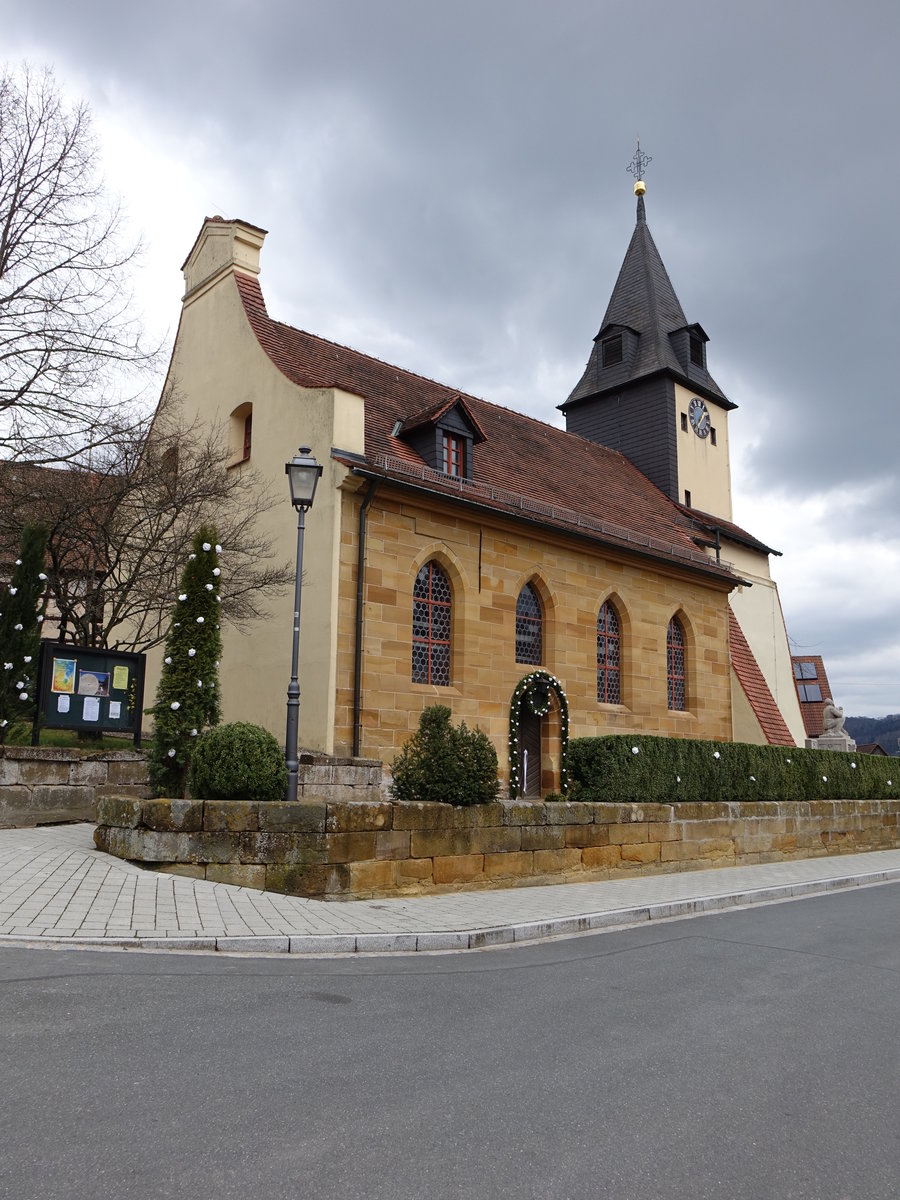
[690,333,704,367]
[393,395,486,482]
[442,433,463,477]
[602,334,623,368]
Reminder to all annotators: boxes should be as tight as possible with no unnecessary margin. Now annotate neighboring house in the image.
[145,182,802,793]
[791,655,834,739]
[0,464,106,646]
[857,743,887,756]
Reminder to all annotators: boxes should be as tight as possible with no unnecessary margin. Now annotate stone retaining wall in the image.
[94,795,900,899]
[0,747,150,828]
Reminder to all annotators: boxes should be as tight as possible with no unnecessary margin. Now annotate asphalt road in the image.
[1,885,898,1200]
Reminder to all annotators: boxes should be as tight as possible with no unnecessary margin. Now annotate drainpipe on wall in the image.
[352,481,378,757]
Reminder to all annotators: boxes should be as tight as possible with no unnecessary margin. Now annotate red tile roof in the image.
[234,272,738,584]
[729,609,795,746]
[677,504,781,557]
[790,655,833,738]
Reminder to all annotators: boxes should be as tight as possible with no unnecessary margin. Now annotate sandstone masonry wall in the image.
[0,748,150,828]
[94,795,900,899]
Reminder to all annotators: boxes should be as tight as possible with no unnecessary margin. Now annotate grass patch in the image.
[4,723,138,751]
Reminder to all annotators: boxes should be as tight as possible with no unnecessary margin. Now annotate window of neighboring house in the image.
[412,560,451,685]
[242,411,252,461]
[515,582,543,665]
[602,334,623,367]
[794,661,817,680]
[597,601,621,704]
[442,433,463,477]
[797,683,823,702]
[667,616,686,710]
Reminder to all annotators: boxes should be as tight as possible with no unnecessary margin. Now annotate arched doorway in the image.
[518,706,543,797]
[508,671,570,801]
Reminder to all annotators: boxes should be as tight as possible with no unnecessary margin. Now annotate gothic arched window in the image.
[667,616,686,710]
[515,583,543,665]
[597,601,621,704]
[412,561,451,685]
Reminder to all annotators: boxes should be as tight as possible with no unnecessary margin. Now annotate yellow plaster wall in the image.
[142,220,365,754]
[730,667,768,745]
[674,382,733,518]
[726,542,804,746]
[335,487,735,783]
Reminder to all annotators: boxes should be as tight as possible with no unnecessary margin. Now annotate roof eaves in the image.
[349,460,743,588]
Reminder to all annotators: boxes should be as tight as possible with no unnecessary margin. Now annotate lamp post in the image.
[284,446,322,801]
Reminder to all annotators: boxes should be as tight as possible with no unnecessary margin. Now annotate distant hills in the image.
[844,715,900,755]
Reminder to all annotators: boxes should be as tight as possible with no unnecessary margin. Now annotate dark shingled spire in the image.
[562,191,732,410]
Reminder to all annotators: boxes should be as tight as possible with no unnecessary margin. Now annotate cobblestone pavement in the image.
[2,823,899,954]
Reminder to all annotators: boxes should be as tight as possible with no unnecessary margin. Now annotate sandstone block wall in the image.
[335,488,735,786]
[94,796,900,900]
[0,747,150,827]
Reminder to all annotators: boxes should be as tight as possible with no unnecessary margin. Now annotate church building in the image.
[149,168,802,795]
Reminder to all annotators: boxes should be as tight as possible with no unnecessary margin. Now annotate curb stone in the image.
[1,867,897,956]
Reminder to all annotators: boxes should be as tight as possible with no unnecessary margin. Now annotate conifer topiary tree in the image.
[147,527,223,796]
[0,524,48,743]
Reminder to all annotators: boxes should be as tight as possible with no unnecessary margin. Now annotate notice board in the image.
[35,643,146,745]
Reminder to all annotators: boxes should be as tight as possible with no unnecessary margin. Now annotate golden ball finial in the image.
[633,179,646,196]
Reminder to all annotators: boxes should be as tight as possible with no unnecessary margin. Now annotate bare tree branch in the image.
[0,390,294,651]
[0,64,159,463]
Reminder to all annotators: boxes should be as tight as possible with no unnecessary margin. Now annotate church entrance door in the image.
[518,707,542,797]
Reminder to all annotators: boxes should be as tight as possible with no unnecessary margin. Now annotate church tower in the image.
[560,146,736,520]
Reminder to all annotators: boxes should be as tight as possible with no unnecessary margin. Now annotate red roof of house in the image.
[790,655,833,738]
[234,272,737,585]
[729,609,795,746]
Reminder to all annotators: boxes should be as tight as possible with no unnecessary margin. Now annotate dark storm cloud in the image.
[4,0,899,710]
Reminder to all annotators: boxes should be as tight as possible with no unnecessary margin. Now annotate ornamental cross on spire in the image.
[626,138,652,183]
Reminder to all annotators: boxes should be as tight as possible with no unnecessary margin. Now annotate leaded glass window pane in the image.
[667,617,686,710]
[411,561,451,686]
[597,601,621,704]
[515,583,542,665]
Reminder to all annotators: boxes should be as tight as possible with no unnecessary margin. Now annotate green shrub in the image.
[568,735,897,803]
[188,722,287,802]
[391,705,499,805]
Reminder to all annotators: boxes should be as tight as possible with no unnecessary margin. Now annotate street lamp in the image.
[284,446,322,801]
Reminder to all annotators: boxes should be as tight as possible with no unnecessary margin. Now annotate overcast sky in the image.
[4,0,899,717]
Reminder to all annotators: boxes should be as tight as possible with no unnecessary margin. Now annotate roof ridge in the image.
[235,270,647,464]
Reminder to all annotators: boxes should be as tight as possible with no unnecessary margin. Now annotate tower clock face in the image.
[688,397,711,438]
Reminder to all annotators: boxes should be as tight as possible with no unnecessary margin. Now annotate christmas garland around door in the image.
[508,670,569,800]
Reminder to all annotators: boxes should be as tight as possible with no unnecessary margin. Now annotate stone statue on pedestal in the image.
[806,696,856,752]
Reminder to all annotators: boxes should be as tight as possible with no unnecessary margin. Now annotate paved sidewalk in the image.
[1,823,899,955]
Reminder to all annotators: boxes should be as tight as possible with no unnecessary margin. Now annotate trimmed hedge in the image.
[568,735,898,804]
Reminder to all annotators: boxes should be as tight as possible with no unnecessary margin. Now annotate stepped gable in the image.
[729,609,795,746]
[234,272,737,582]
